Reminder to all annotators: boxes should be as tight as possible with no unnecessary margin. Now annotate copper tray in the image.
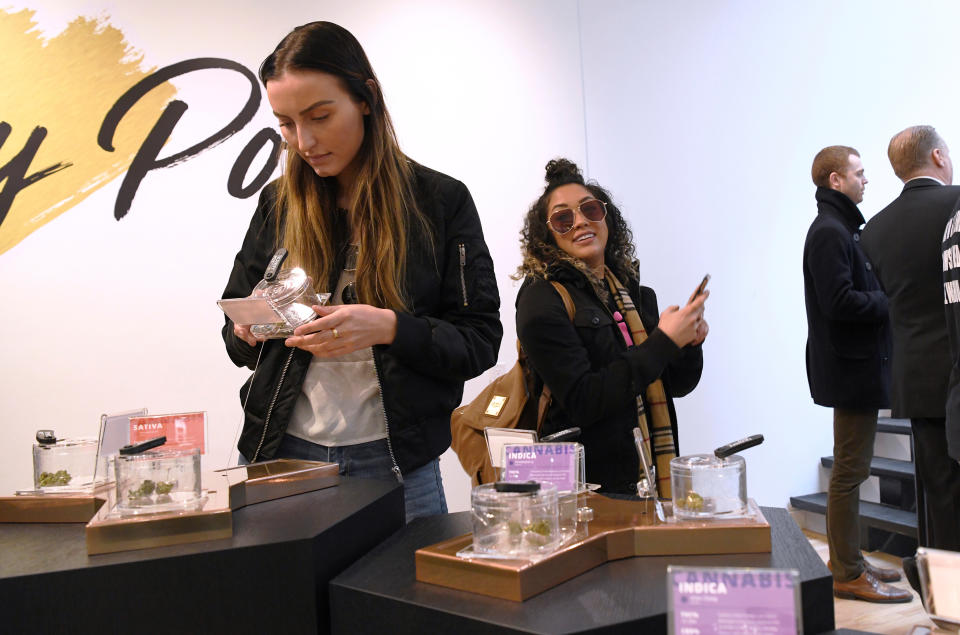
[85,459,340,555]
[85,474,232,555]
[217,459,340,509]
[415,494,771,601]
[0,488,109,523]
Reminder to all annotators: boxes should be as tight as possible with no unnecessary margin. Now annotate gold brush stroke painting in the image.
[0,8,175,255]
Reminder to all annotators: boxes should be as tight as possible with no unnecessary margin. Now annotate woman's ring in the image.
[332,328,340,339]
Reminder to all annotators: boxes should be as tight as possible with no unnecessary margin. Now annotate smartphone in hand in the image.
[688,273,710,303]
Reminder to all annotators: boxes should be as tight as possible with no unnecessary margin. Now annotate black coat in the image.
[943,207,960,458]
[803,187,891,409]
[221,164,502,473]
[860,178,960,418]
[515,264,703,493]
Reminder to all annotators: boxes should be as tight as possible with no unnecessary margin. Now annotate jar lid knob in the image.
[263,248,289,282]
[119,435,167,455]
[494,481,540,493]
[714,434,764,459]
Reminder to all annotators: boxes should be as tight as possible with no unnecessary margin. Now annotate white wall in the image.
[577,0,960,507]
[2,0,957,513]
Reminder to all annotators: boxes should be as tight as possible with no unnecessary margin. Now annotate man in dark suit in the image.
[861,125,960,557]
[804,146,909,603]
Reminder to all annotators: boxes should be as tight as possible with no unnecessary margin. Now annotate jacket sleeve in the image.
[637,286,703,398]
[806,224,888,323]
[858,225,886,293]
[516,279,688,429]
[220,185,277,370]
[383,179,502,382]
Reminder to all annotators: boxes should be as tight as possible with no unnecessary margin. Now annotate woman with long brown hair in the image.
[515,158,706,495]
[221,22,501,521]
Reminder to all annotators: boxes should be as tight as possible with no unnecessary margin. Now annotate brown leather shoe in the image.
[864,560,902,582]
[828,559,902,582]
[833,571,912,603]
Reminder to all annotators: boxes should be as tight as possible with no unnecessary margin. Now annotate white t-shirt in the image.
[286,249,387,446]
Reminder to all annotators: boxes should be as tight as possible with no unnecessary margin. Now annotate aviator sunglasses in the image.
[547,199,608,234]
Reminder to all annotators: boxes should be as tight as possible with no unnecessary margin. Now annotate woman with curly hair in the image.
[515,158,707,495]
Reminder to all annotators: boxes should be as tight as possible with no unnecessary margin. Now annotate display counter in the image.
[330,505,834,634]
[0,475,403,634]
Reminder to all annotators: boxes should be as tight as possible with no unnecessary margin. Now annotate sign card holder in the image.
[667,566,802,635]
[129,411,208,454]
[484,428,537,470]
[501,442,580,493]
[94,408,147,483]
[917,547,960,630]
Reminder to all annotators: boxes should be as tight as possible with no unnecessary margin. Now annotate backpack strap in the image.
[536,281,576,431]
[549,281,576,321]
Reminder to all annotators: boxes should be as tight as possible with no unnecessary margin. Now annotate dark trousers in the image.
[911,417,960,550]
[827,408,877,583]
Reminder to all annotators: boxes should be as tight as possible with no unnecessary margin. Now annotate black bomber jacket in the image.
[221,163,502,475]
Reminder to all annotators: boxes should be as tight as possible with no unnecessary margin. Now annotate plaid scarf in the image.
[604,267,676,499]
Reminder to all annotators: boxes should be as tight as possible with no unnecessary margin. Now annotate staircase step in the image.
[789,492,917,538]
[877,417,912,435]
[820,455,914,481]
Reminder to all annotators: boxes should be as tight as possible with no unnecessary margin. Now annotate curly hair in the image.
[514,158,637,297]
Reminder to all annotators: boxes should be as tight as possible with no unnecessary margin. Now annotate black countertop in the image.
[330,506,834,634]
[1,475,404,634]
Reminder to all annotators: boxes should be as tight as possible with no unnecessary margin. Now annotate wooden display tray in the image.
[0,483,111,523]
[415,494,771,601]
[217,459,340,510]
[85,459,339,555]
[85,474,233,555]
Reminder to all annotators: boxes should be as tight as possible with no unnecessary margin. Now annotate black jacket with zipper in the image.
[221,163,502,474]
[515,264,703,493]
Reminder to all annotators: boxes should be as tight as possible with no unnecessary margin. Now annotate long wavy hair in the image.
[260,21,430,310]
[514,158,637,296]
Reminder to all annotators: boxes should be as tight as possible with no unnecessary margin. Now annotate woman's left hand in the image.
[285,304,398,357]
[690,318,709,346]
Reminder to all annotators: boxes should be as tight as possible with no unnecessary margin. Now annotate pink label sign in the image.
[129,412,206,453]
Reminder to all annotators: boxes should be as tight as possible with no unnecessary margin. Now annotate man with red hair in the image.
[804,146,910,603]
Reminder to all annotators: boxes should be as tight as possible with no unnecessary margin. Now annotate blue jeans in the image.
[274,434,447,523]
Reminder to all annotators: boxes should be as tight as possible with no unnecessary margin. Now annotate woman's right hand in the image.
[233,323,262,347]
[657,290,708,347]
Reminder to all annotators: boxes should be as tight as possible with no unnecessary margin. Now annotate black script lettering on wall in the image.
[228,127,282,199]
[0,123,72,229]
[98,58,278,220]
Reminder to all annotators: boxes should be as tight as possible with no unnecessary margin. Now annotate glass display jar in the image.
[115,448,202,514]
[671,454,747,519]
[250,268,326,339]
[32,438,98,491]
[471,482,561,557]
[557,490,595,542]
